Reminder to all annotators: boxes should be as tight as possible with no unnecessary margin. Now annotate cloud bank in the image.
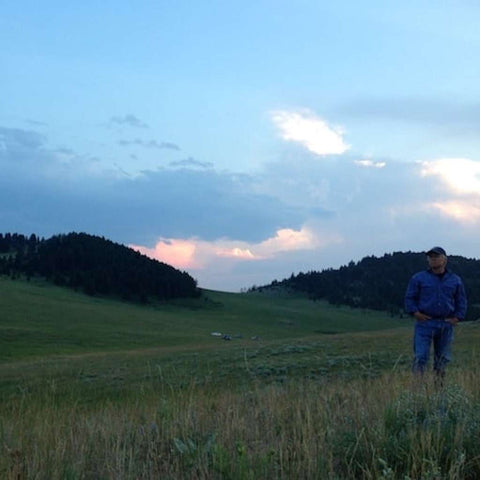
[1,111,480,291]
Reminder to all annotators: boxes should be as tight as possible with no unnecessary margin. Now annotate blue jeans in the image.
[413,319,454,375]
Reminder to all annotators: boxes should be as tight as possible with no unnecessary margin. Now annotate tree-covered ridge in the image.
[0,232,199,301]
[258,252,480,321]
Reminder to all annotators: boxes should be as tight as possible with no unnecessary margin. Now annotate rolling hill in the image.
[0,232,199,301]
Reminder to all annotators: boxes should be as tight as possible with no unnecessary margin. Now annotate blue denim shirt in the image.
[404,269,467,320]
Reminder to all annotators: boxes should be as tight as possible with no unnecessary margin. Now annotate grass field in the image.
[1,277,480,479]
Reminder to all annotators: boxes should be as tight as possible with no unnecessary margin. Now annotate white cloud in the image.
[420,158,480,195]
[271,109,350,156]
[255,227,323,256]
[217,247,257,259]
[215,226,337,260]
[354,159,386,168]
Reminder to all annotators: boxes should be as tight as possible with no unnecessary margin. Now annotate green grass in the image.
[0,276,411,405]
[2,277,480,478]
[0,277,406,362]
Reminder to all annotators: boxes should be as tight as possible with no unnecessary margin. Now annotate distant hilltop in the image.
[252,251,480,321]
[0,232,200,302]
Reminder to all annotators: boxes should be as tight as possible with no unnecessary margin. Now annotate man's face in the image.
[427,253,447,269]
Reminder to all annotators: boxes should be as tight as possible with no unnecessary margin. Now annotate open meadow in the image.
[1,277,480,479]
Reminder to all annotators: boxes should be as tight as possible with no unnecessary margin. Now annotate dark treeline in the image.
[0,232,199,302]
[255,252,480,321]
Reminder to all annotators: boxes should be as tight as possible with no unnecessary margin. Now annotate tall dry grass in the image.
[1,366,480,479]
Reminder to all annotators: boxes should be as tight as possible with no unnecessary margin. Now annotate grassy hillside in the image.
[0,277,406,362]
[2,277,480,478]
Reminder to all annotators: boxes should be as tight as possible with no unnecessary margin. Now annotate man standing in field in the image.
[404,247,467,382]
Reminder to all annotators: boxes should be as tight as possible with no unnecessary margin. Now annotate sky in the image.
[1,1,480,292]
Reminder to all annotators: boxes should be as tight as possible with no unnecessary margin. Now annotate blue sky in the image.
[1,1,480,291]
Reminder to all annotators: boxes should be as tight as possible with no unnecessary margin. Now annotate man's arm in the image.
[453,278,468,321]
[446,277,467,325]
[405,274,431,322]
[404,275,420,315]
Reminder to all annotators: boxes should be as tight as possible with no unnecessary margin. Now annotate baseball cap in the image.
[426,246,446,256]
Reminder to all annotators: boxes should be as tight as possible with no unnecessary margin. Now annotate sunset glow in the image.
[130,226,341,274]
[130,239,199,269]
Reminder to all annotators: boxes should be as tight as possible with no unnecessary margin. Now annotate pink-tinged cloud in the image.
[417,158,480,225]
[420,158,480,195]
[130,239,200,269]
[430,201,480,224]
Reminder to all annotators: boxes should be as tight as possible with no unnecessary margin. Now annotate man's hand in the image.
[446,317,459,326]
[413,311,431,322]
